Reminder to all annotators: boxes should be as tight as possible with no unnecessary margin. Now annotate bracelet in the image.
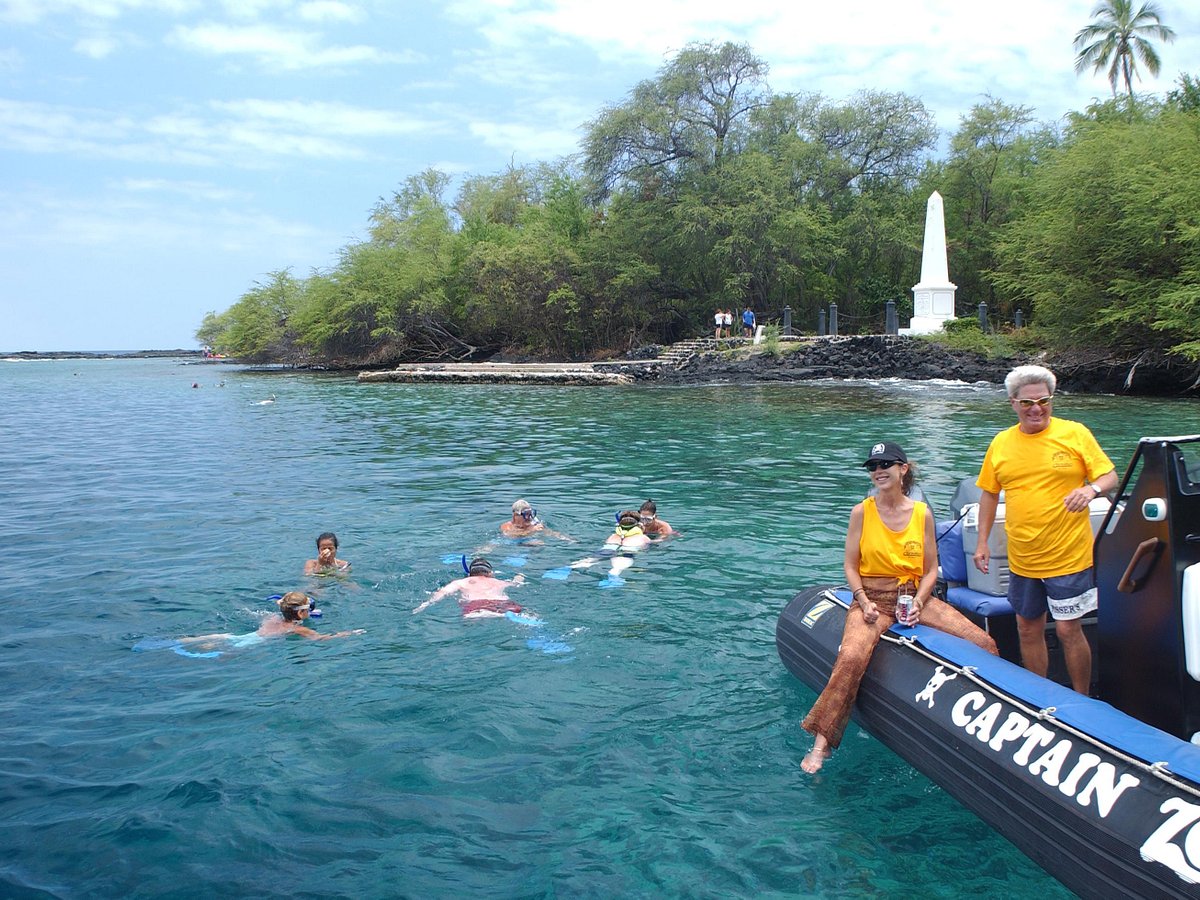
[853,588,866,598]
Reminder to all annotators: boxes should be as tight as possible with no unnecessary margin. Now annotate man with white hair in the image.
[972,365,1118,694]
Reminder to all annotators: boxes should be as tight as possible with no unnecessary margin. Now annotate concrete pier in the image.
[357,361,637,385]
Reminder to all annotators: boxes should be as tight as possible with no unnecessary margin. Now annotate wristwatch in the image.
[1088,481,1103,495]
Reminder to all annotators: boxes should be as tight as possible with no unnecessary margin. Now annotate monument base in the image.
[899,315,955,336]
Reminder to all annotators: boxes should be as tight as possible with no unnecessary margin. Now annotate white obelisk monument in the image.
[903,191,957,334]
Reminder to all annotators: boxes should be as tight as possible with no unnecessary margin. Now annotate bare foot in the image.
[801,739,831,774]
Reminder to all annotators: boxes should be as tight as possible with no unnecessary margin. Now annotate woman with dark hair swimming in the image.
[305,532,350,575]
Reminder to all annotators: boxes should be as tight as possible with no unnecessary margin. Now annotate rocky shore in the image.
[612,336,1200,397]
[3,349,204,360]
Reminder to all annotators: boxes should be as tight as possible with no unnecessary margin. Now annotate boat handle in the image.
[1117,537,1163,593]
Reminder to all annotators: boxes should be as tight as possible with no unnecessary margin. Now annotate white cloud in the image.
[212,98,430,136]
[218,0,289,19]
[467,119,579,160]
[73,34,120,57]
[445,0,1195,127]
[0,96,437,167]
[296,1,362,24]
[0,0,196,25]
[169,21,412,70]
[117,177,247,203]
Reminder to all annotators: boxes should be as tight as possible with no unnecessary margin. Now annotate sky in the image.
[2,0,1197,351]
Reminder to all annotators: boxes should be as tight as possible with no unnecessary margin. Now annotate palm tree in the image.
[1073,0,1175,98]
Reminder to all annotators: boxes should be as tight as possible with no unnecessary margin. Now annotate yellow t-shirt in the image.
[976,417,1113,578]
[859,497,927,583]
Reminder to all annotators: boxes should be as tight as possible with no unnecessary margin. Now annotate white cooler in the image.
[961,498,1119,596]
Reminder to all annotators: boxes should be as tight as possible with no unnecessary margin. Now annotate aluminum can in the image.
[896,593,914,626]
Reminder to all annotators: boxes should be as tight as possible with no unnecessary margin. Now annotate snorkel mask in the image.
[464,556,494,576]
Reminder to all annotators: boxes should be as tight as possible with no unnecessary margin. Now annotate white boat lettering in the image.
[1029,739,1073,786]
[949,690,1139,818]
[986,710,1030,752]
[1010,722,1056,766]
[1140,798,1200,885]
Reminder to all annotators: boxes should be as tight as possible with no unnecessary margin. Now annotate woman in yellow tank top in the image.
[800,441,998,774]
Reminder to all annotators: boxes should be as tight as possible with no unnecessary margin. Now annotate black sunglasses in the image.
[864,460,897,472]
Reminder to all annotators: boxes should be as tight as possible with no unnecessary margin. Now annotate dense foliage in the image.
[198,42,1200,365]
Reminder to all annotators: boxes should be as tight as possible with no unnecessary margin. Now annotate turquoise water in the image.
[2,358,1195,898]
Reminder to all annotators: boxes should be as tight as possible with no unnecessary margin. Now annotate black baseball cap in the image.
[862,441,908,466]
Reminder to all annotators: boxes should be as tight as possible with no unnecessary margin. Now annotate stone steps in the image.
[658,337,746,368]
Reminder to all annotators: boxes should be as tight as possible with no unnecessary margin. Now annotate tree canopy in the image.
[199,42,1200,366]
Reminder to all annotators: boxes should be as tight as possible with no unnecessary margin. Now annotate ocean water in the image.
[1,357,1194,899]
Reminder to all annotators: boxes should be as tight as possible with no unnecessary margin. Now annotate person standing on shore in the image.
[741,306,756,337]
[971,365,1118,694]
[714,308,724,339]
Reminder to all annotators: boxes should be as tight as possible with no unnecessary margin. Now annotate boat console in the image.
[1095,436,1200,741]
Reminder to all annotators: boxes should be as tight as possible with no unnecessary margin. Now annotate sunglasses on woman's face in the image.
[864,460,896,472]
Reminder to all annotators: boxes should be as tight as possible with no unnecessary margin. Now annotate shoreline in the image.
[643,336,1200,397]
[18,339,1197,398]
[352,336,1200,398]
[2,349,204,360]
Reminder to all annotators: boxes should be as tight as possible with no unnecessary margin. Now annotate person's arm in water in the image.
[413,578,464,614]
[258,616,363,639]
[972,490,1000,573]
[282,622,364,640]
[842,502,878,624]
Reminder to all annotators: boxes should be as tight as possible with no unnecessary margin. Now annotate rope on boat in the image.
[818,588,1200,801]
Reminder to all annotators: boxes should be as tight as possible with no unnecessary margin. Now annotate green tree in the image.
[583,41,771,198]
[195,309,230,349]
[992,108,1200,357]
[1073,0,1175,99]
[1167,73,1200,112]
[939,97,1053,315]
[214,269,305,362]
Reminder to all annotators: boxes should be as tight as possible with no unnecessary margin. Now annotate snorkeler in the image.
[145,591,364,655]
[547,510,651,586]
[500,499,572,540]
[606,510,652,551]
[305,532,350,575]
[638,499,676,538]
[414,557,527,618]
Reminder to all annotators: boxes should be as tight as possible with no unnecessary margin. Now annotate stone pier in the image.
[357,361,637,385]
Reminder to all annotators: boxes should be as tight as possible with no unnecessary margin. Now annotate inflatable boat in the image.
[777,435,1200,898]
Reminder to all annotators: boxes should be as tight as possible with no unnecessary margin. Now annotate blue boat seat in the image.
[937,518,1015,617]
[946,585,1014,617]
